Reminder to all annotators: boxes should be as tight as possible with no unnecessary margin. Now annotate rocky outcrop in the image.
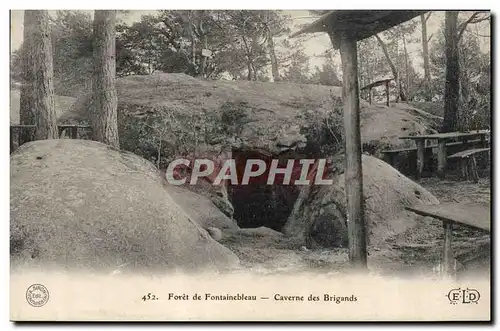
[10,139,239,273]
[283,154,440,248]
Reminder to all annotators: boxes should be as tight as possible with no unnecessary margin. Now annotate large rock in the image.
[10,139,239,273]
[283,154,440,248]
[164,184,239,231]
[56,74,441,228]
[58,73,440,158]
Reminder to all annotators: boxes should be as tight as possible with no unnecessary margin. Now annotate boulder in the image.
[58,73,440,159]
[283,154,440,248]
[163,184,238,231]
[10,139,239,273]
[55,73,441,229]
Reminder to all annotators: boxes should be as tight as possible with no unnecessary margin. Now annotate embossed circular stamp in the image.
[26,284,49,307]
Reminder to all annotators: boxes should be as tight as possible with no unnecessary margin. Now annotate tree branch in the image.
[425,12,432,22]
[458,12,490,40]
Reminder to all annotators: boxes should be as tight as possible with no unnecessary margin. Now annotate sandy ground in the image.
[221,175,491,279]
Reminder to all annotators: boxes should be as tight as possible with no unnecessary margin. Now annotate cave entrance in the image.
[227,148,302,232]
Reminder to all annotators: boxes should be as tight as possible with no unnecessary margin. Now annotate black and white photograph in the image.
[8,8,492,321]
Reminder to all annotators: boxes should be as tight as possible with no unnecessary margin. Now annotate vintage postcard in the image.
[9,9,491,322]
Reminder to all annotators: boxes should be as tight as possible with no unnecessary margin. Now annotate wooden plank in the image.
[58,124,92,129]
[382,139,483,154]
[382,147,418,153]
[436,140,447,179]
[441,220,453,276]
[340,33,367,269]
[400,130,489,140]
[290,10,426,48]
[448,148,490,159]
[10,124,37,129]
[11,124,91,129]
[361,78,393,91]
[405,202,490,232]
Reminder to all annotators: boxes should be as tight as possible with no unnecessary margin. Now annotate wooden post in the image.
[10,127,15,153]
[441,220,453,277]
[339,33,367,269]
[437,139,447,179]
[471,157,479,183]
[385,80,390,107]
[416,140,425,180]
[480,134,486,148]
[71,126,78,139]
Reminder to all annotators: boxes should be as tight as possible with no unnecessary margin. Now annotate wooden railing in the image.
[10,124,92,153]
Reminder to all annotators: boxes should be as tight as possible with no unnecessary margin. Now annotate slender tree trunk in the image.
[250,62,257,80]
[375,34,407,102]
[191,32,197,72]
[442,11,460,133]
[265,14,280,82]
[91,10,120,148]
[420,14,432,101]
[20,10,58,144]
[402,33,410,101]
[200,34,208,78]
[247,62,253,81]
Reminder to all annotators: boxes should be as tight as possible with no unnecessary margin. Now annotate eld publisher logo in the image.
[447,288,480,305]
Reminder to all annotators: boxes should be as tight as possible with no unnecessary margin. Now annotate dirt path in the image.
[222,178,491,278]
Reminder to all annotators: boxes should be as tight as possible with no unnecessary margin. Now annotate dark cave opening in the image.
[228,149,301,232]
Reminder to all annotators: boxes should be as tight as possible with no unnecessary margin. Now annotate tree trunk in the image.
[402,33,410,101]
[442,11,460,133]
[91,10,120,148]
[19,10,58,144]
[247,62,253,81]
[420,14,432,101]
[265,14,280,82]
[200,34,208,78]
[250,62,257,80]
[375,34,407,102]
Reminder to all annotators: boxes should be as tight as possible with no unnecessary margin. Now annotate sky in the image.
[9,10,491,77]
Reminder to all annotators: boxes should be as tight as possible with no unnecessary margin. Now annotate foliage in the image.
[118,100,254,169]
[429,16,491,130]
[298,93,344,158]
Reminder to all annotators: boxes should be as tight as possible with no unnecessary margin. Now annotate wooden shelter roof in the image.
[360,78,394,90]
[290,10,427,48]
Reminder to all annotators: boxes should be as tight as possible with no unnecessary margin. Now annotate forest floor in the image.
[222,173,491,280]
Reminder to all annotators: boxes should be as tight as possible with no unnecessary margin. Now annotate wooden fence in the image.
[10,124,92,153]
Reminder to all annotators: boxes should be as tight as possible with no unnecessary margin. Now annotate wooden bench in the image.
[447,148,490,183]
[381,139,482,167]
[405,202,490,277]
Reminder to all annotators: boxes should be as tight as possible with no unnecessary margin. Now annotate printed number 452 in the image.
[142,293,157,301]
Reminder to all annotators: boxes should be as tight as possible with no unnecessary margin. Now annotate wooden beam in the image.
[339,33,367,269]
[361,78,393,91]
[291,10,427,48]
